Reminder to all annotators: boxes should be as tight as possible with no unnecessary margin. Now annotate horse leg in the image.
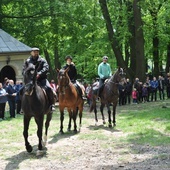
[112,105,116,126]
[67,109,72,131]
[72,109,78,133]
[35,115,44,152]
[59,109,64,134]
[106,104,112,128]
[23,115,32,153]
[44,111,53,146]
[78,105,83,131]
[100,104,105,124]
[93,101,98,126]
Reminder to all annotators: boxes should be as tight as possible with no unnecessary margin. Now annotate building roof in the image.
[0,29,31,53]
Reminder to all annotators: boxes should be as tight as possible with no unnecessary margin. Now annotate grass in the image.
[117,103,170,146]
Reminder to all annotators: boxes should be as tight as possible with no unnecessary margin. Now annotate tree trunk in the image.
[153,36,159,76]
[98,0,126,68]
[133,0,146,82]
[44,49,54,81]
[166,43,170,73]
[126,1,136,80]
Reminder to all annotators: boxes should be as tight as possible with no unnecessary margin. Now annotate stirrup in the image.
[50,105,55,111]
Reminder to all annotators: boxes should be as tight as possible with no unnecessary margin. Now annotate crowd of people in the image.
[118,75,168,106]
[0,78,23,120]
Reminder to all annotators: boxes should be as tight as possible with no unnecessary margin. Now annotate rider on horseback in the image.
[63,56,77,83]
[63,55,85,97]
[97,56,112,97]
[22,47,55,111]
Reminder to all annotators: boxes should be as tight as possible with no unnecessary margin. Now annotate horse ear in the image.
[56,68,60,72]
[117,66,121,71]
[65,67,70,73]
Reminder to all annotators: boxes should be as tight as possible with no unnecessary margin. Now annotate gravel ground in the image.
[1,102,170,170]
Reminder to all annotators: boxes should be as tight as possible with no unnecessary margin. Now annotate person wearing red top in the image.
[132,88,138,104]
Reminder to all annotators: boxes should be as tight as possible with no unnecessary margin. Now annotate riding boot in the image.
[19,86,25,96]
[46,87,56,111]
[97,88,101,97]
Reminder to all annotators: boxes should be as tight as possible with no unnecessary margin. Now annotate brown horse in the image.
[21,63,53,156]
[90,67,126,127]
[57,67,84,133]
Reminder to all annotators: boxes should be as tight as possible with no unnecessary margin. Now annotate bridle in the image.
[106,68,125,92]
[58,70,70,95]
[24,64,37,96]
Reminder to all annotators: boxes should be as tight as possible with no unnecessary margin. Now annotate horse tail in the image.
[89,101,94,112]
[89,92,95,112]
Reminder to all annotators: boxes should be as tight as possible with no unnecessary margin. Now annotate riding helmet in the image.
[65,55,72,61]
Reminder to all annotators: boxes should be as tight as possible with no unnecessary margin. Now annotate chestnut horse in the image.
[21,63,53,156]
[57,68,84,133]
[90,67,126,127]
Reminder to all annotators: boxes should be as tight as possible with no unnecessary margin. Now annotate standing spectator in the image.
[119,82,126,106]
[165,73,170,99]
[15,80,23,114]
[3,77,9,90]
[1,77,9,115]
[132,88,138,104]
[85,84,91,106]
[125,78,132,104]
[133,78,140,102]
[142,83,148,103]
[50,79,58,102]
[138,82,143,102]
[150,77,158,101]
[6,80,17,118]
[158,75,165,100]
[0,83,8,120]
[50,79,57,92]
[145,76,151,102]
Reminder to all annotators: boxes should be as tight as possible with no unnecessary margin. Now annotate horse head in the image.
[23,63,38,96]
[110,67,126,84]
[57,67,70,94]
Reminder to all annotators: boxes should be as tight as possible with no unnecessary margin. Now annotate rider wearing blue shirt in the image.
[97,56,112,96]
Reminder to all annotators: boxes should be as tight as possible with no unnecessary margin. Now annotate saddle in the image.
[73,83,83,97]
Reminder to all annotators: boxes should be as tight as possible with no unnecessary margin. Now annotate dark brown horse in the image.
[90,67,126,127]
[21,63,53,156]
[57,67,84,133]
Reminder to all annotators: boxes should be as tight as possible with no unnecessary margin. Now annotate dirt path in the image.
[1,102,170,170]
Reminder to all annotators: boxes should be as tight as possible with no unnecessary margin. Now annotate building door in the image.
[0,66,16,83]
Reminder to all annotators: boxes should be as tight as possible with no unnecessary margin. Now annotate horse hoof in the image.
[43,135,47,146]
[108,124,112,128]
[103,121,106,124]
[74,129,78,133]
[67,128,71,132]
[36,150,45,157]
[26,145,33,153]
[59,130,64,134]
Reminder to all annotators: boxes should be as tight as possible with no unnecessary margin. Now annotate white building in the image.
[0,29,31,83]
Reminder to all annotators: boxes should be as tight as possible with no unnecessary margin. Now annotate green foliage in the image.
[1,0,170,80]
